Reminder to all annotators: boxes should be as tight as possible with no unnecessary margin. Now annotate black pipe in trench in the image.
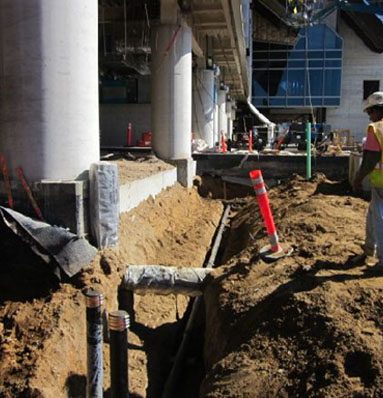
[84,289,104,398]
[161,204,232,398]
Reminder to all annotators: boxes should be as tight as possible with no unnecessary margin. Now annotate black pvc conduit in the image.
[109,310,130,398]
[161,205,232,398]
[84,289,104,398]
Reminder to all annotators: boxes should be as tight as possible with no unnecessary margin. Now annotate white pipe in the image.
[121,265,212,296]
[246,98,275,127]
[247,98,276,146]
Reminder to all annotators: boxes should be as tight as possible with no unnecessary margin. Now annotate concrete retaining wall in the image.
[119,168,177,213]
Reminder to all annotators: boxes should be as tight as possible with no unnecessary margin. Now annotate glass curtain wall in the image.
[252,24,343,108]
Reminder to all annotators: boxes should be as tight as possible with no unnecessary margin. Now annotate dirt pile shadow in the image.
[0,221,59,303]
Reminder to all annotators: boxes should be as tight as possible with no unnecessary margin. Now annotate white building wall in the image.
[326,18,383,141]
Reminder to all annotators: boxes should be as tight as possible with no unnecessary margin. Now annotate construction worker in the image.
[353,92,383,271]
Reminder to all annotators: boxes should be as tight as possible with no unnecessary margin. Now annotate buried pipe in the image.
[84,289,104,398]
[120,265,213,296]
[161,205,232,398]
[109,310,130,398]
[206,205,231,268]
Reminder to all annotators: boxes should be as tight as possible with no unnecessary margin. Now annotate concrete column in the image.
[192,69,203,140]
[226,100,233,140]
[0,0,100,182]
[200,70,215,147]
[213,84,219,147]
[231,107,237,136]
[151,24,192,160]
[192,69,215,148]
[217,89,227,140]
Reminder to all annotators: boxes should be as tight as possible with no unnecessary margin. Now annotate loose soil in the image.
[1,168,382,398]
[201,174,383,398]
[106,152,175,184]
[0,181,223,398]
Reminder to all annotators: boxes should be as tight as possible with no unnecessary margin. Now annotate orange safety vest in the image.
[368,120,383,188]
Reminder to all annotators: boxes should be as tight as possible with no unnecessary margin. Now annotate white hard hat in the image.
[362,91,383,112]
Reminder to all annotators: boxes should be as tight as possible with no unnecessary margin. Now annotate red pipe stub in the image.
[126,123,133,146]
[83,289,104,308]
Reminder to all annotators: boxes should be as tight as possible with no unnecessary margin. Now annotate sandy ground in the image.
[0,177,223,397]
[201,175,383,397]
[1,162,382,398]
[105,152,175,184]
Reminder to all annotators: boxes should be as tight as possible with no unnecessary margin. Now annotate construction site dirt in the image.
[1,171,383,397]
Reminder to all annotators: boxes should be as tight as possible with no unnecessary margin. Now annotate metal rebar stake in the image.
[84,289,104,398]
[109,310,130,398]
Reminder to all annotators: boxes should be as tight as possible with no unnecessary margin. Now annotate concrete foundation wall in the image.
[326,19,383,142]
[119,168,177,213]
[100,104,151,147]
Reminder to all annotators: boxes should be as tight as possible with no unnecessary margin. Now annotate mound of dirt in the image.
[201,175,383,397]
[0,184,223,397]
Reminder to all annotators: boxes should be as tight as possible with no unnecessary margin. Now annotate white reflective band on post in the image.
[251,177,264,186]
[269,232,279,246]
[255,187,267,196]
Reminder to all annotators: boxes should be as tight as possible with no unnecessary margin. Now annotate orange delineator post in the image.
[0,154,14,209]
[249,169,282,253]
[248,129,253,152]
[16,166,44,221]
[126,123,132,146]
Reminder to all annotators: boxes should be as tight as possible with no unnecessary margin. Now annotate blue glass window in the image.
[252,24,343,108]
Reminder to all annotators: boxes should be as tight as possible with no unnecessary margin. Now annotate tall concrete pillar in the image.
[151,24,192,160]
[213,84,219,147]
[192,69,203,140]
[0,0,100,182]
[200,69,215,147]
[226,99,233,140]
[231,107,237,136]
[192,69,215,148]
[217,89,227,140]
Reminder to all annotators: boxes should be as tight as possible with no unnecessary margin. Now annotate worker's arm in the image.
[353,150,381,191]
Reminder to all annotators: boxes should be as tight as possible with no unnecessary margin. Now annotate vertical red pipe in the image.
[248,129,253,152]
[126,123,132,146]
[249,169,282,253]
[16,166,44,221]
[0,154,14,209]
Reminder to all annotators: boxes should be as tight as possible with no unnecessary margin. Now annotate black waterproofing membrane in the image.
[0,206,97,280]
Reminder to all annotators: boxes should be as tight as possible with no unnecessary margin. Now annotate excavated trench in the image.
[2,172,383,397]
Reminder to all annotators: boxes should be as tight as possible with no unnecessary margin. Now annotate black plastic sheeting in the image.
[0,206,97,280]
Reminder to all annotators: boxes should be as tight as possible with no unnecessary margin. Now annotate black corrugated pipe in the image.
[161,205,231,398]
[109,310,130,398]
[84,289,104,398]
